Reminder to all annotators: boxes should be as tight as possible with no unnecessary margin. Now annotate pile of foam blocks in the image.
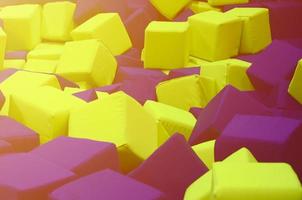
[0,0,301,199]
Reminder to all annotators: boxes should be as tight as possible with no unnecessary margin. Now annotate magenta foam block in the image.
[112,66,167,104]
[49,169,166,200]
[75,0,130,24]
[189,86,270,146]
[95,83,122,94]
[30,136,119,176]
[166,67,200,80]
[0,140,14,154]
[5,51,28,59]
[189,107,203,119]
[174,9,194,22]
[0,153,76,200]
[215,114,302,181]
[73,89,98,102]
[238,40,302,92]
[0,68,18,83]
[54,74,79,90]
[0,116,39,152]
[129,134,207,200]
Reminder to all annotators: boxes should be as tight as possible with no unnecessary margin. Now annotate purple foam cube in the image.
[166,67,200,80]
[30,136,119,176]
[95,83,122,94]
[54,74,79,90]
[0,153,75,200]
[129,133,207,200]
[189,86,270,145]
[239,40,302,92]
[73,89,98,102]
[5,51,28,59]
[215,114,302,181]
[189,107,203,119]
[0,116,39,152]
[49,169,165,200]
[0,68,18,83]
[0,140,14,154]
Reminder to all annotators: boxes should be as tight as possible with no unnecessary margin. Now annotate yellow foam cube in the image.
[42,1,76,41]
[71,13,132,56]
[226,8,271,54]
[185,148,258,200]
[28,42,64,60]
[143,100,196,140]
[189,1,221,14]
[69,92,158,160]
[0,4,41,50]
[289,59,302,104]
[201,59,254,91]
[0,27,6,69]
[56,39,117,87]
[3,59,25,69]
[64,87,84,94]
[156,75,217,111]
[188,11,242,61]
[192,140,215,169]
[212,162,302,200]
[0,71,61,115]
[143,21,190,69]
[34,42,65,50]
[24,59,58,73]
[9,86,85,143]
[150,0,191,20]
[208,0,249,6]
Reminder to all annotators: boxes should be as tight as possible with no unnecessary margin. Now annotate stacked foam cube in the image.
[0,0,301,199]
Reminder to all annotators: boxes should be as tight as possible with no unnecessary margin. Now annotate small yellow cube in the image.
[56,39,117,88]
[42,1,76,41]
[188,11,242,61]
[208,0,249,6]
[150,0,191,20]
[289,59,302,104]
[0,4,41,50]
[3,59,25,69]
[0,27,7,69]
[24,59,58,73]
[71,13,132,56]
[144,21,190,69]
[226,8,272,54]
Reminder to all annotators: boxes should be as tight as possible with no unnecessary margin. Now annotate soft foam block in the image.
[226,7,271,54]
[0,153,76,200]
[24,59,58,73]
[9,86,85,143]
[0,27,6,68]
[188,11,242,61]
[144,100,196,140]
[200,59,254,91]
[69,92,157,160]
[0,116,39,152]
[211,162,302,200]
[71,13,132,56]
[150,0,191,20]
[0,4,41,50]
[289,59,302,104]
[42,1,76,41]
[156,75,217,111]
[129,134,208,200]
[56,39,117,88]
[215,114,302,181]
[208,0,248,6]
[30,136,119,176]
[189,86,270,145]
[192,140,215,169]
[3,59,25,69]
[49,169,165,200]
[0,70,61,115]
[143,21,190,69]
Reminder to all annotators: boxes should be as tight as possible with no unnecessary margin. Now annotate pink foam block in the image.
[73,89,98,103]
[129,134,208,200]
[75,0,130,24]
[215,114,302,181]
[189,86,270,145]
[30,136,119,176]
[0,116,39,152]
[50,169,166,200]
[238,40,302,92]
[0,153,76,200]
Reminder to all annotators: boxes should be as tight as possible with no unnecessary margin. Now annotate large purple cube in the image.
[30,137,119,176]
[49,169,165,200]
[129,134,207,200]
[215,114,302,181]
